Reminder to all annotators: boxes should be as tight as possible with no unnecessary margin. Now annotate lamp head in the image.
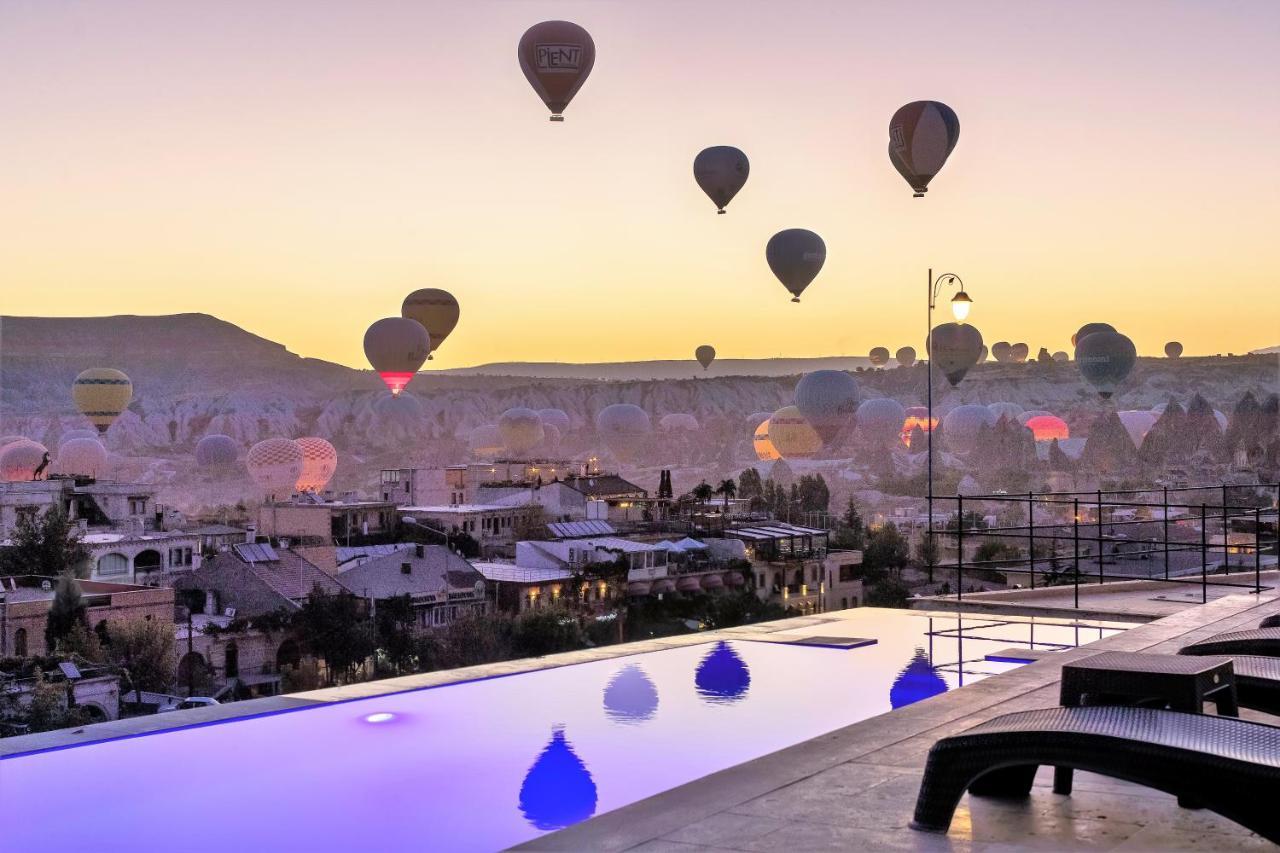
[950,290,972,322]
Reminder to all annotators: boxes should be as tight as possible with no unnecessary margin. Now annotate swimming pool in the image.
[1,609,1126,851]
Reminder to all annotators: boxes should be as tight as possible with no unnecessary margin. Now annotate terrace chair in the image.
[1231,656,1280,716]
[1259,614,1280,629]
[910,706,1280,843]
[1179,628,1280,658]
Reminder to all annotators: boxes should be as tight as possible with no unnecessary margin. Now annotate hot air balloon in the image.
[991,341,1012,363]
[901,406,937,445]
[896,346,917,368]
[766,229,825,302]
[868,347,890,367]
[364,317,430,397]
[693,146,749,214]
[855,398,906,446]
[1075,330,1137,399]
[927,323,984,387]
[889,649,948,708]
[246,438,304,499]
[1016,410,1053,425]
[539,422,562,452]
[595,404,651,461]
[987,402,1024,422]
[518,21,595,121]
[1071,322,1116,347]
[794,370,859,446]
[1009,343,1029,363]
[694,345,716,371]
[1024,415,1070,442]
[942,405,997,454]
[766,406,822,460]
[538,408,571,433]
[0,440,49,482]
[1117,410,1158,448]
[374,392,424,431]
[603,664,659,724]
[52,437,109,478]
[469,424,504,458]
[72,368,132,434]
[499,408,546,455]
[752,418,780,461]
[1165,341,1184,358]
[195,434,238,468]
[295,437,338,492]
[0,436,26,450]
[977,345,989,363]
[401,289,460,359]
[58,428,99,451]
[1052,350,1069,363]
[694,642,751,704]
[518,727,598,830]
[888,101,960,197]
[659,413,699,433]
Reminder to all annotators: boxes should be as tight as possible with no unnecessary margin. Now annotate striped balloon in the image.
[246,438,304,498]
[72,368,132,434]
[294,437,338,492]
[889,101,960,197]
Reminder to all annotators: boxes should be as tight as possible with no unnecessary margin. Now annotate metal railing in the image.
[927,483,1280,607]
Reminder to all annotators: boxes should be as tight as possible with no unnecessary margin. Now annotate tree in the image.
[796,474,830,514]
[834,495,866,550]
[45,572,86,653]
[715,479,737,510]
[512,505,549,542]
[737,469,763,502]
[105,618,176,706]
[294,591,376,685]
[510,606,583,658]
[448,530,481,558]
[0,507,91,578]
[375,595,417,674]
[863,523,910,578]
[691,481,714,507]
[916,533,940,580]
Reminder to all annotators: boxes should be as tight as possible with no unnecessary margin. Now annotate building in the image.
[0,575,174,658]
[470,561,575,614]
[336,543,487,631]
[186,523,251,556]
[0,662,122,728]
[255,494,397,545]
[717,522,856,614]
[400,503,539,557]
[379,460,576,507]
[177,542,349,611]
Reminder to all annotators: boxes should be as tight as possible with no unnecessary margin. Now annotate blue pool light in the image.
[603,664,659,724]
[695,641,751,704]
[889,648,948,709]
[363,712,396,724]
[519,726,598,830]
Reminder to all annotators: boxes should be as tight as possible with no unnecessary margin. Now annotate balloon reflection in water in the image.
[518,726,598,831]
[602,664,659,724]
[889,648,948,709]
[695,641,751,704]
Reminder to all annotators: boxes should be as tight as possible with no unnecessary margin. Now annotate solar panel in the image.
[546,520,616,539]
[234,543,279,563]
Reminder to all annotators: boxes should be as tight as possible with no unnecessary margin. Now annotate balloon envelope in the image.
[895,346,917,368]
[767,406,822,460]
[868,347,890,367]
[295,437,338,492]
[659,413,699,433]
[856,398,906,446]
[1165,341,1184,358]
[766,229,825,302]
[538,408,571,433]
[991,341,1012,363]
[987,402,1024,422]
[794,370,859,445]
[595,404,651,461]
[888,101,960,196]
[364,317,430,396]
[374,392,424,431]
[58,428,99,451]
[1052,351,1069,363]
[246,438,304,498]
[469,424,504,457]
[1075,331,1137,399]
[195,434,238,468]
[693,147,749,213]
[52,437,109,478]
[1009,343,1029,363]
[1117,410,1158,448]
[901,407,937,445]
[518,21,595,120]
[1024,415,1070,442]
[72,368,132,434]
[752,419,780,461]
[0,439,49,482]
[927,323,984,387]
[1071,322,1116,348]
[943,405,997,454]
[401,289,460,358]
[694,345,716,370]
[499,408,546,455]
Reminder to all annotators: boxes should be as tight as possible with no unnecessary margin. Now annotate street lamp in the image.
[926,270,973,584]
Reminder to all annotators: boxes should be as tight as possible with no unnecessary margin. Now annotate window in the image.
[128,497,148,515]
[14,627,28,658]
[97,553,129,577]
[381,470,401,484]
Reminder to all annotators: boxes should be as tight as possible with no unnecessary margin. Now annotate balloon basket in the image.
[790,297,800,303]
[549,115,564,122]
[717,209,726,215]
[913,192,925,198]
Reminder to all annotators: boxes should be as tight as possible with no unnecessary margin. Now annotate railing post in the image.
[1201,503,1208,604]
[1073,498,1080,610]
[1027,491,1035,590]
[1256,507,1263,596]
[956,495,964,601]
[1162,485,1170,581]
[1096,489,1104,586]
[1222,483,1230,575]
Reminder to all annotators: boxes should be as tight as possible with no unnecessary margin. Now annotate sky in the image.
[2,1,1278,368]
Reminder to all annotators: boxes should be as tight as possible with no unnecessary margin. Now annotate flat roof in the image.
[403,504,520,513]
[470,562,573,583]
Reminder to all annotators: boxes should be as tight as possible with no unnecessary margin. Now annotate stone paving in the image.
[519,593,1280,851]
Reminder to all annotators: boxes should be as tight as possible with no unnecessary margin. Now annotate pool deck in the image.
[518,591,1280,851]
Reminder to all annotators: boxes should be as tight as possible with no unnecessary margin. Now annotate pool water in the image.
[1,609,1125,851]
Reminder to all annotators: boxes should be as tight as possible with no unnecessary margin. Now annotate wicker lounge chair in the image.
[1232,655,1280,716]
[911,706,1280,842]
[1179,628,1280,657]
[1259,614,1280,629]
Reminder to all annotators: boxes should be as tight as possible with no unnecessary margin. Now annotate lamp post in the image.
[926,269,972,585]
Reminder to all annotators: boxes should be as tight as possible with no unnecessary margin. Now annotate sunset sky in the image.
[2,1,1277,368]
